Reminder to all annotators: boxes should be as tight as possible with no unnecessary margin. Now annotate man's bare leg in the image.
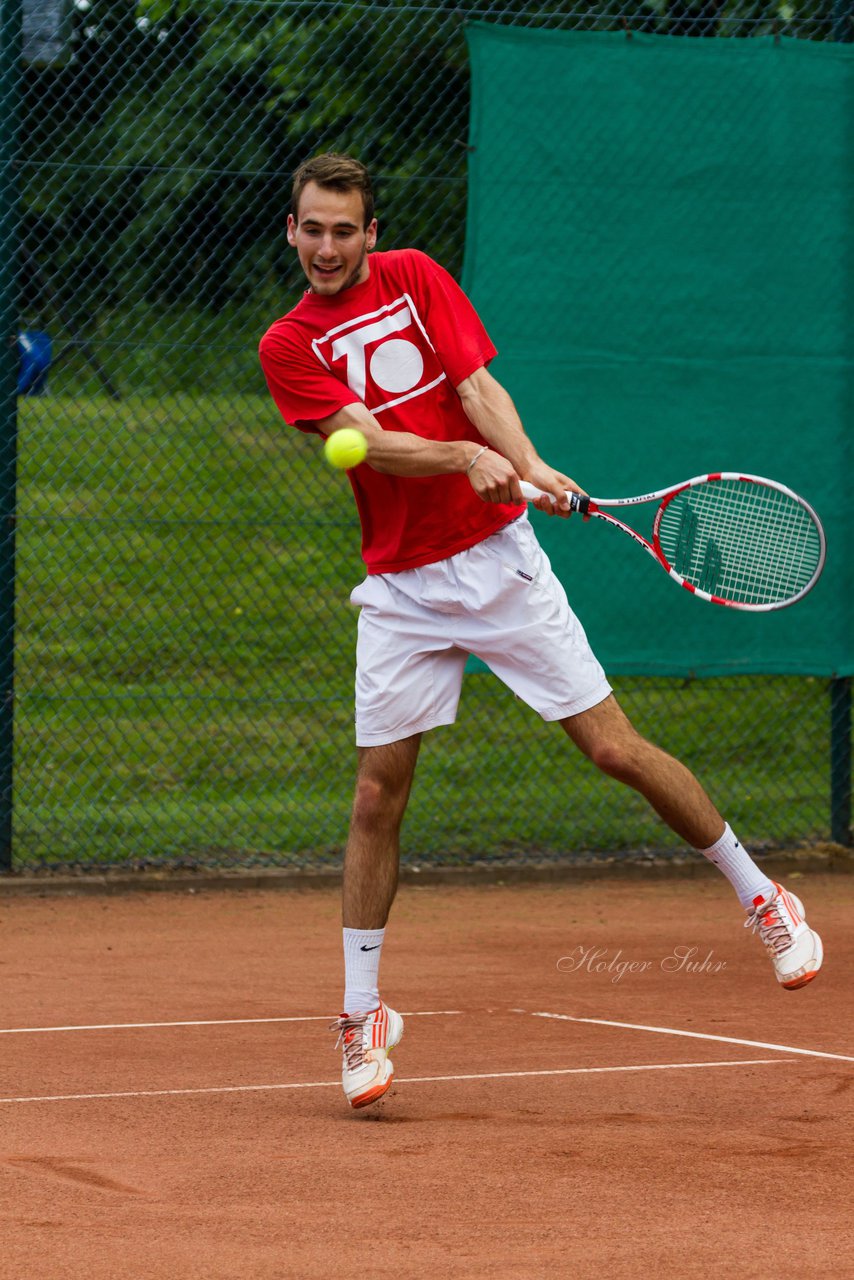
[560,693,724,848]
[337,735,419,1106]
[558,691,823,989]
[342,734,421,929]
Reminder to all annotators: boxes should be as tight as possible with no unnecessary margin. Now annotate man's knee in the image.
[584,739,624,779]
[562,697,653,781]
[583,730,649,782]
[351,768,412,832]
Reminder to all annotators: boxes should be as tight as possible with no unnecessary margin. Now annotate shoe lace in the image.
[744,897,795,956]
[331,1012,368,1072]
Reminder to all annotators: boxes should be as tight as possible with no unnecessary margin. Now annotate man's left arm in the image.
[456,365,583,516]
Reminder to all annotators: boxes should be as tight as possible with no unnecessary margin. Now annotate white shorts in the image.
[349,513,612,747]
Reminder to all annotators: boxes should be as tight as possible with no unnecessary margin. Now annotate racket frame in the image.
[520,472,826,612]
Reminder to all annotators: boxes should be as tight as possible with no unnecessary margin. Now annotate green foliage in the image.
[20,0,827,363]
[22,0,476,338]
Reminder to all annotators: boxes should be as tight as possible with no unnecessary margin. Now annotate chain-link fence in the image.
[1,0,851,873]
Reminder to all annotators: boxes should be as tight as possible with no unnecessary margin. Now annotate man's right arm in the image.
[262,326,486,478]
[317,401,488,480]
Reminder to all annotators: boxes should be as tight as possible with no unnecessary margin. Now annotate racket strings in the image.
[656,479,822,606]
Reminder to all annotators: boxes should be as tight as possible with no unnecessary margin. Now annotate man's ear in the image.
[365,218,378,251]
[286,213,297,247]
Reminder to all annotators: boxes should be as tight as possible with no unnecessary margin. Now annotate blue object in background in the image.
[17,331,52,395]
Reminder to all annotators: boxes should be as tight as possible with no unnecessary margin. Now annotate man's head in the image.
[287,153,378,296]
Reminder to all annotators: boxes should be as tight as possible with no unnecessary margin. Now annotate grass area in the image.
[12,392,835,870]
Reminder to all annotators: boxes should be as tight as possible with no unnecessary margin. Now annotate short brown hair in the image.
[290,153,375,228]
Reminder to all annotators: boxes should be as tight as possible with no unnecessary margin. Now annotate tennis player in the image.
[259,153,823,1110]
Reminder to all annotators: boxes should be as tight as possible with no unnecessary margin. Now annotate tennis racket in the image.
[519,472,826,611]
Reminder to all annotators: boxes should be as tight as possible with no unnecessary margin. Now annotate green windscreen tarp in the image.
[464,25,853,676]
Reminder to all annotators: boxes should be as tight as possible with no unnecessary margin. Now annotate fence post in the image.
[830,0,854,848]
[0,0,21,872]
[833,0,854,41]
[830,678,852,846]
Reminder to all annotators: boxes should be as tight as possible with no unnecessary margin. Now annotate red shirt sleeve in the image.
[258,322,361,433]
[406,251,497,387]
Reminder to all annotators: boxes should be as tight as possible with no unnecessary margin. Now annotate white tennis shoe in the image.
[745,882,823,990]
[331,1002,404,1109]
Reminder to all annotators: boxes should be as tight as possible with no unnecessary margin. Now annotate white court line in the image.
[523,1011,854,1064]
[0,1058,793,1105]
[0,1011,462,1036]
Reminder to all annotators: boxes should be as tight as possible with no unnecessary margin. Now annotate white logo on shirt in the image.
[311,293,446,413]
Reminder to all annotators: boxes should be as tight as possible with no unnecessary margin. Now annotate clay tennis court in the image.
[2,871,852,1279]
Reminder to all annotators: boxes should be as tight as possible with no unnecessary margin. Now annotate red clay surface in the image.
[2,874,853,1279]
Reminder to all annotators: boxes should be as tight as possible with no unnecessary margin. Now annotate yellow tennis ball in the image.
[324,428,368,470]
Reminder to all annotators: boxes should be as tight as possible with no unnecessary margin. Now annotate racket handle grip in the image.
[519,481,589,515]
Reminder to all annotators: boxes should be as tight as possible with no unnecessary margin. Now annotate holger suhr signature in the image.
[557,945,727,984]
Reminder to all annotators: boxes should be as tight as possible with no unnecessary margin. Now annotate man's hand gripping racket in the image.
[519,472,826,611]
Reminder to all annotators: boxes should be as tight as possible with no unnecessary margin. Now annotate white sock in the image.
[697,823,775,909]
[343,927,385,1014]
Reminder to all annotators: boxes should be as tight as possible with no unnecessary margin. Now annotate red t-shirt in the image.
[258,248,524,573]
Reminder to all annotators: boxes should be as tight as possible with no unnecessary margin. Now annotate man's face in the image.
[287,182,377,296]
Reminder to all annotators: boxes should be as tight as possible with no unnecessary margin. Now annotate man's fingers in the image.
[468,451,522,505]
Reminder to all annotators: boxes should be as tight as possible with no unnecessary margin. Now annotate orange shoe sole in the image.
[350,1064,394,1109]
[781,969,820,990]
